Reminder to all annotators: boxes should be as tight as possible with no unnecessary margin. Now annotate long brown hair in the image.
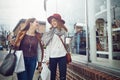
[57,20,68,32]
[22,18,36,31]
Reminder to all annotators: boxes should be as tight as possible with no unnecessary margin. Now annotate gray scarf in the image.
[41,27,66,46]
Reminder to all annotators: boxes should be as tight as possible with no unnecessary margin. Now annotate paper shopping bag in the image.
[14,50,25,73]
[41,64,50,80]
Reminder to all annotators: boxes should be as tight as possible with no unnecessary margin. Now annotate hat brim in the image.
[47,16,65,24]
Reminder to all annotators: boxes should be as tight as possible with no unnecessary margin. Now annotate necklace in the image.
[29,40,32,52]
[28,39,31,52]
[26,31,35,36]
[27,36,33,52]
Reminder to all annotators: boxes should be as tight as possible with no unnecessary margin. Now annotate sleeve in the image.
[37,43,42,62]
[44,43,51,61]
[41,28,55,46]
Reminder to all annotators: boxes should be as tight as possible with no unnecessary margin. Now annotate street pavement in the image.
[0,70,40,80]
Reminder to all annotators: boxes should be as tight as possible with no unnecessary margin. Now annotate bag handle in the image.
[9,47,16,55]
[58,36,68,53]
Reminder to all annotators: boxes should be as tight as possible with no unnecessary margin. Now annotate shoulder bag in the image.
[0,49,17,76]
[58,36,72,64]
[0,31,27,76]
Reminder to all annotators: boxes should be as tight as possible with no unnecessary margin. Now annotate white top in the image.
[45,34,67,60]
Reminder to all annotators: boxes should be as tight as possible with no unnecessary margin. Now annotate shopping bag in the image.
[41,64,50,80]
[14,50,25,73]
[0,49,17,76]
[33,69,42,80]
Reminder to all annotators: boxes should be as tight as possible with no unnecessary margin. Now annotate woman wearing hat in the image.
[42,13,68,80]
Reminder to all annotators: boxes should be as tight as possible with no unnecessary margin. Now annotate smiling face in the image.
[49,17,67,31]
[33,20,39,28]
[30,19,39,31]
[50,18,58,27]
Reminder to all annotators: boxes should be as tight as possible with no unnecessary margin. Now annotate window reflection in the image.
[70,23,86,55]
[95,18,108,51]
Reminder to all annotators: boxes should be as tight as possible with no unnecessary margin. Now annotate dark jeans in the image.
[49,56,67,80]
[17,56,37,80]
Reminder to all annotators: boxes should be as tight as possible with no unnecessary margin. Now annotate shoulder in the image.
[16,30,26,38]
[35,32,43,41]
[36,32,42,37]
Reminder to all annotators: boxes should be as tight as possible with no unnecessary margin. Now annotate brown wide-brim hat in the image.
[47,13,65,24]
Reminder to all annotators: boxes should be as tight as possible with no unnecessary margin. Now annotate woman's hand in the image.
[46,60,49,66]
[37,66,43,73]
[37,62,43,73]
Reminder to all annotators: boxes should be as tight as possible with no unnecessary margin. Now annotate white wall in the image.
[88,0,97,61]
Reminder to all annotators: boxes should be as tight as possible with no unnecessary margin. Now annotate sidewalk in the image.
[0,51,44,80]
[0,70,40,80]
[0,73,17,80]
[0,51,43,80]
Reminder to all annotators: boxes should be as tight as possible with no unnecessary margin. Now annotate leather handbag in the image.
[58,36,72,64]
[66,52,72,64]
[0,49,17,76]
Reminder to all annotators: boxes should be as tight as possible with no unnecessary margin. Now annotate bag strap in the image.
[58,36,68,53]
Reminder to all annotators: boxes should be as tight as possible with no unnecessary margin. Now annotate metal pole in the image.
[85,0,90,62]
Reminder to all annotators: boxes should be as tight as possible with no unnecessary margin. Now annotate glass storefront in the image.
[88,0,120,69]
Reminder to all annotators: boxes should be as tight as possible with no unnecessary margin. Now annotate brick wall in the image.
[56,62,120,80]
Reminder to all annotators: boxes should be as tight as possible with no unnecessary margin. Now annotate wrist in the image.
[38,62,42,66]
